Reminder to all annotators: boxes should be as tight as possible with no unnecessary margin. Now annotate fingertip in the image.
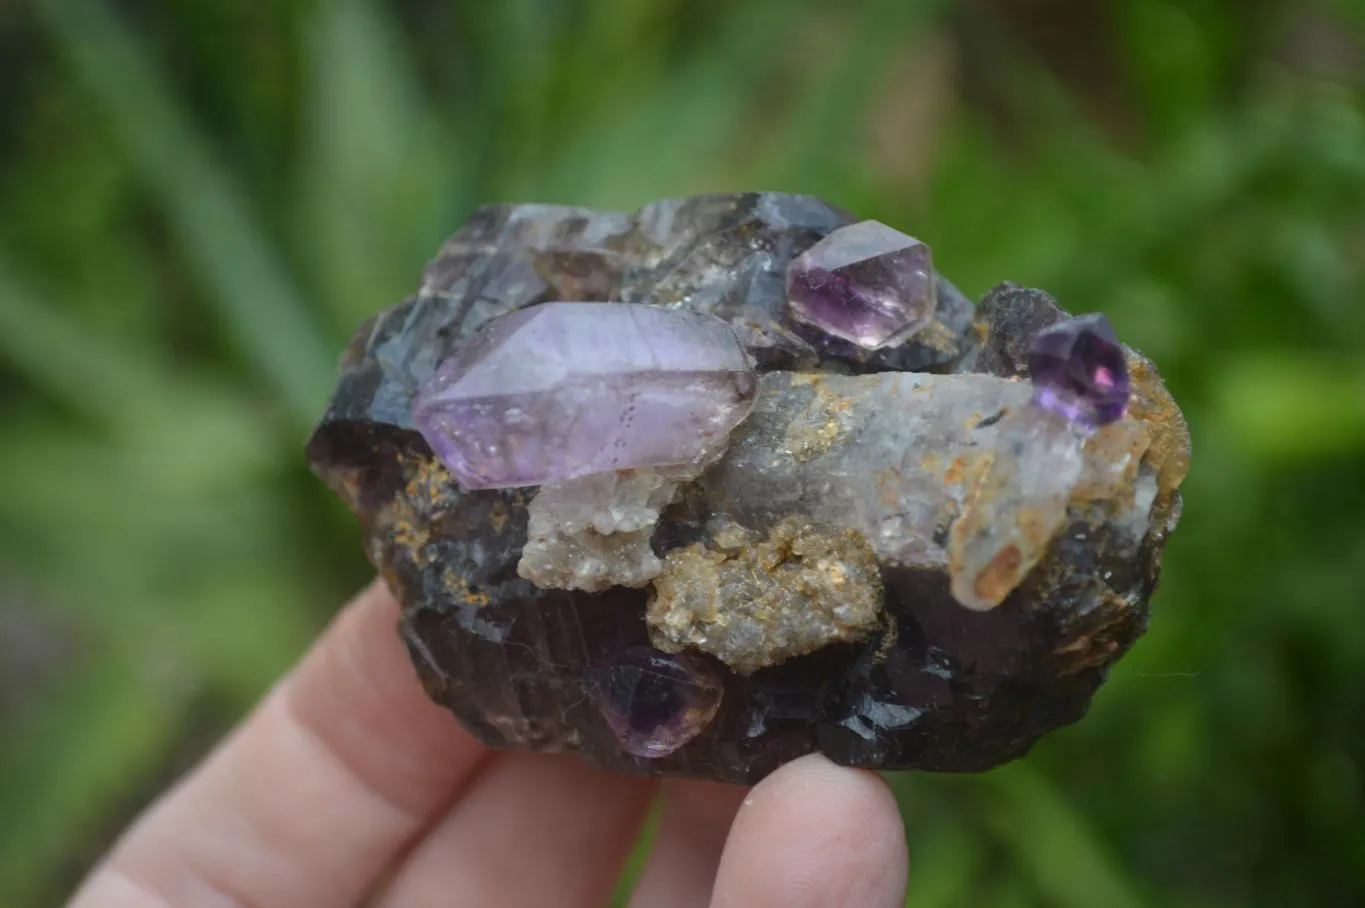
[711,754,907,908]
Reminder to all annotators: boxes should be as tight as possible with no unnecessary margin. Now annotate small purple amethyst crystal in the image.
[785,220,936,349]
[412,302,757,489]
[585,647,724,758]
[1026,313,1130,428]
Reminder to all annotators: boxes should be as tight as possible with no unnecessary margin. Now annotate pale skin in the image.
[68,581,910,908]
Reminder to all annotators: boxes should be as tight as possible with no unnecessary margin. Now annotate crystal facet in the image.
[585,647,724,758]
[412,302,757,489]
[306,194,1190,784]
[1026,313,1130,428]
[785,220,935,349]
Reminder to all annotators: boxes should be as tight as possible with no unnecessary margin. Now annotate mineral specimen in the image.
[307,192,1190,784]
[786,220,935,349]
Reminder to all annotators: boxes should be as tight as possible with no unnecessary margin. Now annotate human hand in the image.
[67,581,908,907]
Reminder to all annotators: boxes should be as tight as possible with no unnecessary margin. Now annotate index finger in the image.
[68,580,490,908]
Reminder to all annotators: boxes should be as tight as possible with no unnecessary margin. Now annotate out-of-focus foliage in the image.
[1,0,1363,904]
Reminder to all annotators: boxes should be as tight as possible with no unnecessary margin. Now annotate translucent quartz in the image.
[1026,313,1130,428]
[413,303,757,489]
[585,648,724,758]
[786,220,935,349]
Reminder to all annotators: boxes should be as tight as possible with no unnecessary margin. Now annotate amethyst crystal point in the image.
[412,302,757,489]
[586,647,724,758]
[1026,313,1131,428]
[308,194,1190,785]
[785,220,935,349]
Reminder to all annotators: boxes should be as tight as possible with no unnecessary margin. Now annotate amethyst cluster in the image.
[307,194,1190,783]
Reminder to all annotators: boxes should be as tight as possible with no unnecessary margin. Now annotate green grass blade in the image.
[27,0,334,426]
[0,257,164,422]
[983,767,1149,908]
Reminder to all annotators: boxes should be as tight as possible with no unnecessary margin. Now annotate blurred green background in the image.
[2,0,1364,904]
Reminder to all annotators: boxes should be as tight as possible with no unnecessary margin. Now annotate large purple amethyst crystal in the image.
[412,302,757,489]
[307,194,1190,784]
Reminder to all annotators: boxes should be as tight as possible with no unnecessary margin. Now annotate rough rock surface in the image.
[518,467,692,592]
[648,518,885,674]
[307,193,1189,784]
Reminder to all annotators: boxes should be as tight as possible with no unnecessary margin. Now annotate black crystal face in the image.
[586,648,724,758]
[307,194,1188,784]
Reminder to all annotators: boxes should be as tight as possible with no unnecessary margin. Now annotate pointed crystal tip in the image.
[585,647,724,758]
[412,303,758,489]
[785,220,936,349]
[1026,313,1130,428]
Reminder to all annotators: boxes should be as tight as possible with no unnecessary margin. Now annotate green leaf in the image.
[1215,353,1365,459]
[0,259,167,424]
[534,0,828,206]
[293,0,463,334]
[752,0,945,195]
[982,767,1148,908]
[27,0,334,427]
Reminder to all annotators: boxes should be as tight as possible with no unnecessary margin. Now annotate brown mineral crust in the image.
[911,313,971,363]
[972,543,1024,603]
[1123,348,1192,526]
[647,518,885,675]
[779,373,865,463]
[307,420,535,622]
[948,487,1057,610]
[1073,418,1151,502]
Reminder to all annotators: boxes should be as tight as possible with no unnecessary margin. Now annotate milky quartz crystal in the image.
[307,194,1190,782]
[516,466,696,593]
